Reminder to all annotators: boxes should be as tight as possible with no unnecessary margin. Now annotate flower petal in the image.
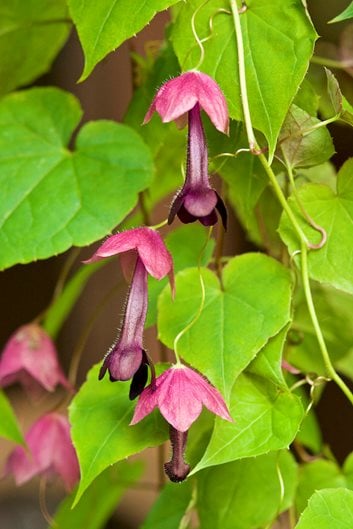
[84,227,173,281]
[130,385,159,425]
[183,367,233,423]
[157,368,203,432]
[144,71,229,134]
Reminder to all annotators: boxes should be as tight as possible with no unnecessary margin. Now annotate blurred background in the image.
[1,1,353,527]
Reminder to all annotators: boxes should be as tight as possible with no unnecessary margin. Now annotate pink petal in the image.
[183,367,233,423]
[51,415,80,491]
[84,227,174,281]
[144,71,229,134]
[157,368,204,432]
[0,324,70,395]
[5,413,79,491]
[130,385,159,425]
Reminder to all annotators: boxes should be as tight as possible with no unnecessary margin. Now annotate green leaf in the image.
[295,488,353,529]
[172,0,317,159]
[0,0,70,96]
[0,87,153,270]
[295,162,337,191]
[43,261,104,338]
[50,461,142,529]
[296,460,347,515]
[324,68,353,126]
[67,0,180,80]
[141,481,193,529]
[197,451,297,529]
[158,253,293,400]
[293,78,320,116]
[214,127,273,248]
[291,378,322,453]
[69,364,168,504]
[0,390,24,444]
[279,158,353,294]
[146,223,215,327]
[190,331,304,473]
[330,2,353,24]
[288,283,353,375]
[276,105,334,169]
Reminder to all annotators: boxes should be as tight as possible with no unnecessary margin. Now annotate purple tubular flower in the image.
[85,228,174,396]
[168,103,227,228]
[99,257,148,385]
[5,413,79,491]
[144,71,229,228]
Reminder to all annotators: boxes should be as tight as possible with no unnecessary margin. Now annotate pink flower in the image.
[130,364,232,481]
[144,71,228,228]
[84,227,173,283]
[5,413,79,491]
[85,228,174,397]
[144,70,229,133]
[131,364,232,431]
[0,324,70,396]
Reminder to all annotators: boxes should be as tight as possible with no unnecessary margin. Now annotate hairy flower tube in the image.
[144,71,229,228]
[85,228,174,397]
[0,324,70,397]
[131,364,232,481]
[5,413,79,491]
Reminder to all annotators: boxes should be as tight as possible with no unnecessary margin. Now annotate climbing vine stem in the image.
[230,0,353,406]
[300,242,353,405]
[229,0,257,152]
[173,227,213,364]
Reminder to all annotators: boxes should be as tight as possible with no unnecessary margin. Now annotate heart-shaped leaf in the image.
[0,0,70,96]
[190,330,304,473]
[0,87,153,270]
[158,253,293,400]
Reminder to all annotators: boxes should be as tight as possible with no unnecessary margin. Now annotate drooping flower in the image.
[144,71,229,228]
[0,324,70,397]
[5,413,79,491]
[85,228,174,396]
[130,363,232,481]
